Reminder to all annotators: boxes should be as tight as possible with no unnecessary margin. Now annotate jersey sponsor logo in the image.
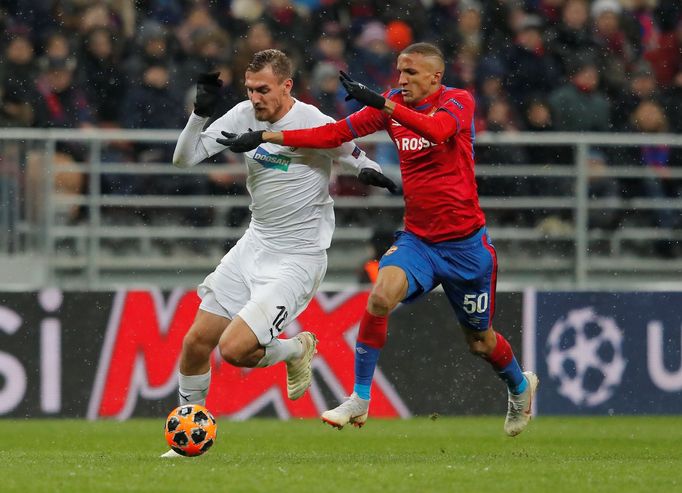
[252,146,291,171]
[394,137,437,152]
[391,120,402,127]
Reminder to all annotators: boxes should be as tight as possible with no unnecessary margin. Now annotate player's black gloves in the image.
[339,71,386,110]
[358,168,398,194]
[216,129,265,153]
[194,72,223,117]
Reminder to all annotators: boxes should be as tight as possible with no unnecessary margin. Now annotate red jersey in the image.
[282,86,486,242]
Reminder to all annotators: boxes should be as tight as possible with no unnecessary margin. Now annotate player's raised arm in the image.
[173,72,223,168]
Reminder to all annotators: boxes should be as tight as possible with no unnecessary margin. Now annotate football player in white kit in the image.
[162,50,395,457]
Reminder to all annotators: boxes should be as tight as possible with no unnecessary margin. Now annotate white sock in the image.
[256,337,303,368]
[178,369,211,406]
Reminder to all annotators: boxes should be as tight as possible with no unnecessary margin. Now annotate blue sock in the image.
[497,357,527,395]
[353,342,380,400]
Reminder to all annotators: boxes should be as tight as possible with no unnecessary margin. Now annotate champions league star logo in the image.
[545,307,627,407]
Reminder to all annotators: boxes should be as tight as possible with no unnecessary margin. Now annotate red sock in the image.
[486,331,525,391]
[487,332,513,370]
[357,310,388,349]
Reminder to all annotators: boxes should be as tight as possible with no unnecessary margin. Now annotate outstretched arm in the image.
[217,106,387,152]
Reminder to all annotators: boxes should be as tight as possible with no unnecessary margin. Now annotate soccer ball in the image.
[164,404,218,457]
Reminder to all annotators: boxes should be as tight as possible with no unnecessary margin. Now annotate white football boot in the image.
[504,371,539,437]
[321,393,370,429]
[286,332,317,400]
[160,449,184,458]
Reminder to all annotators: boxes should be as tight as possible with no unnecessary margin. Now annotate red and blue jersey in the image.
[281,85,486,243]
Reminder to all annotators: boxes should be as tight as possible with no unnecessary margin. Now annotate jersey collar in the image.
[410,86,445,112]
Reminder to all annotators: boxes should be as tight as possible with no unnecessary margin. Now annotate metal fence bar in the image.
[574,142,589,287]
[87,140,102,286]
[43,139,56,284]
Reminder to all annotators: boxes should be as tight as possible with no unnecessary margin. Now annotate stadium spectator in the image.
[628,99,680,257]
[546,0,600,75]
[78,27,126,124]
[121,62,196,212]
[261,0,310,55]
[0,83,33,127]
[475,56,507,116]
[477,98,532,225]
[548,55,611,132]
[348,21,394,91]
[176,27,232,97]
[27,55,93,225]
[521,97,575,222]
[0,30,39,104]
[590,0,636,94]
[33,56,93,129]
[426,0,460,51]
[623,0,661,55]
[646,1,682,86]
[612,59,661,130]
[221,42,538,437]
[535,0,566,26]
[124,20,176,88]
[309,62,345,120]
[455,0,484,57]
[505,14,562,111]
[444,45,478,94]
[310,26,348,72]
[232,21,275,87]
[163,49,393,458]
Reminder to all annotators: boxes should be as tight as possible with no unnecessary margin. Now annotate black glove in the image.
[339,71,386,110]
[358,168,398,194]
[194,72,222,117]
[216,129,265,153]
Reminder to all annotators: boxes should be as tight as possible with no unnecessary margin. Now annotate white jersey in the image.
[173,99,381,254]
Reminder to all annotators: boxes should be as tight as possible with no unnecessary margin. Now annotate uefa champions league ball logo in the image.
[546,307,627,407]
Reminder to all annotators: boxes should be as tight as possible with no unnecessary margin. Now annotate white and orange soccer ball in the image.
[164,404,218,457]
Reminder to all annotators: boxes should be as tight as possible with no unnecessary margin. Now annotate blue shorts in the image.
[378,227,497,331]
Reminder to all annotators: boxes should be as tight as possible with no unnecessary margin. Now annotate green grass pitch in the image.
[1,416,680,493]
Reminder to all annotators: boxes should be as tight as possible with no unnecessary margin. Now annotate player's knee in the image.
[466,336,493,358]
[367,290,393,316]
[218,338,250,367]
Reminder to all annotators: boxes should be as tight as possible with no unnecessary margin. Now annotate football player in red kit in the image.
[217,42,538,436]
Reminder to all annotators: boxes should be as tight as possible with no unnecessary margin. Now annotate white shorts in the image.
[198,230,327,346]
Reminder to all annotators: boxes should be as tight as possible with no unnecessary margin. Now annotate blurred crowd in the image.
[0,0,681,252]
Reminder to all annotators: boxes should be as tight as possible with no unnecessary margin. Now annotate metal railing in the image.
[1,128,681,290]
